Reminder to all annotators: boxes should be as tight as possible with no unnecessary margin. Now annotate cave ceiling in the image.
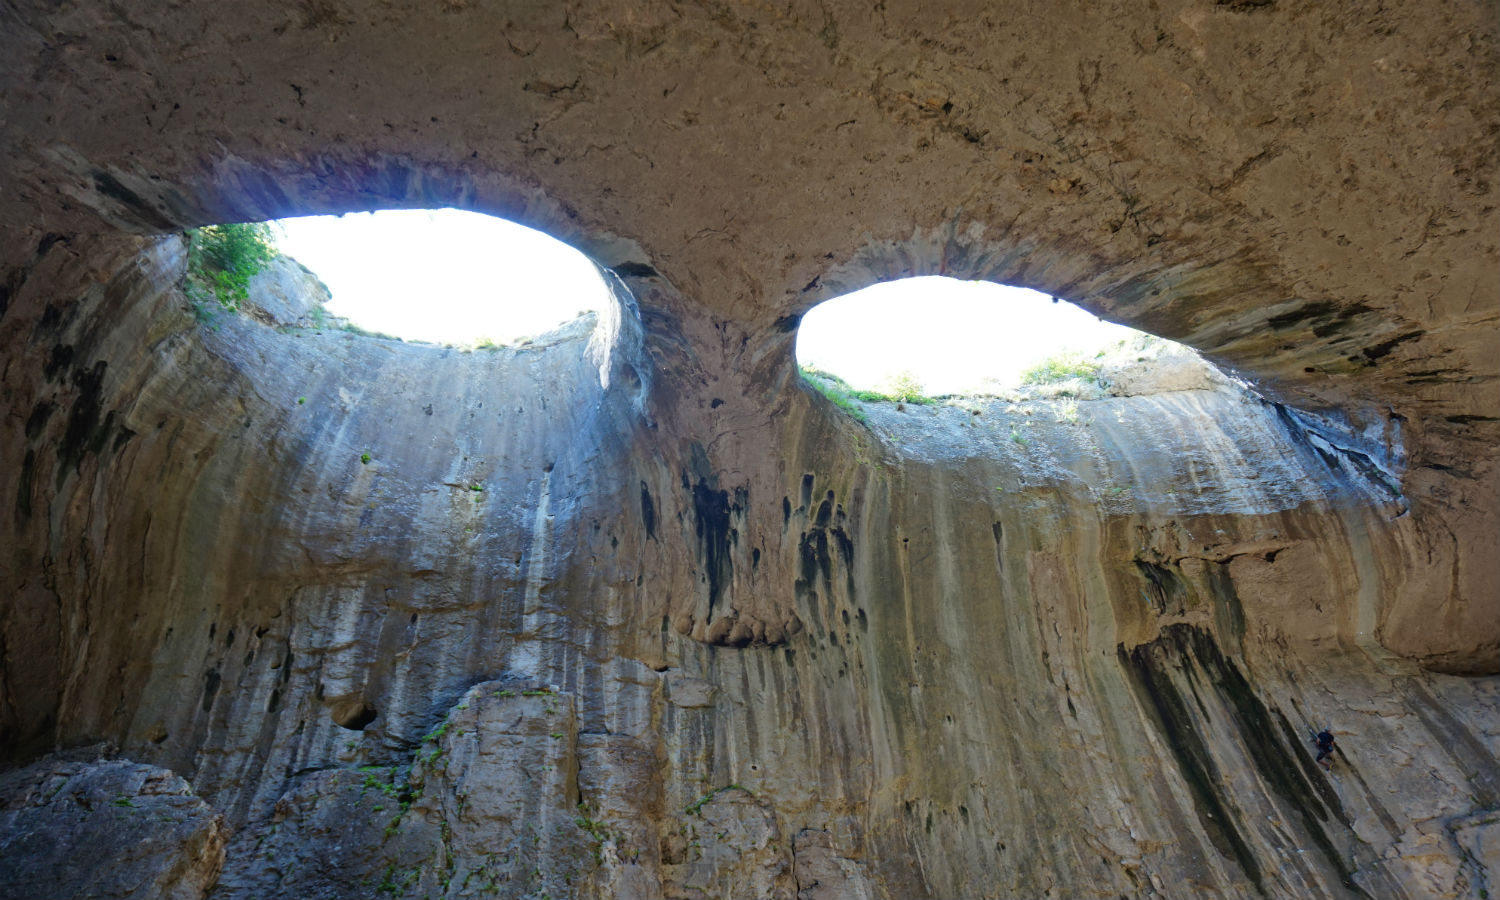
[1,1,1495,535]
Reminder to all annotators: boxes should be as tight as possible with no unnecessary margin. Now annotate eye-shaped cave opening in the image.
[795,275,1215,407]
[791,274,1406,520]
[191,208,616,347]
[57,204,657,762]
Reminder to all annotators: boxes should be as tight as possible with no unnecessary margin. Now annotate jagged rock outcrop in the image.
[0,2,1496,898]
[0,751,226,899]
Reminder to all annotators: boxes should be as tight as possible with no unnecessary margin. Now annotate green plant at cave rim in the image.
[800,365,936,414]
[800,366,868,422]
[340,320,405,342]
[184,222,278,312]
[879,369,932,404]
[1019,350,1105,388]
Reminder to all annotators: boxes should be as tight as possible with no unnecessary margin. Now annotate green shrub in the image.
[185,222,277,311]
[880,370,931,404]
[337,321,404,341]
[1055,398,1081,425]
[1020,351,1104,387]
[800,365,936,414]
[685,784,752,816]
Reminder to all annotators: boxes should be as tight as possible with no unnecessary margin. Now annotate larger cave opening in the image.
[269,208,613,346]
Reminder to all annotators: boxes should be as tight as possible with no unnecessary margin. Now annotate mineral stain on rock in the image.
[639,480,657,540]
[52,359,128,487]
[1121,630,1266,892]
[689,475,734,622]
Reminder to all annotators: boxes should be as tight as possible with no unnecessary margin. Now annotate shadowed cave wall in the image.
[0,1,1497,898]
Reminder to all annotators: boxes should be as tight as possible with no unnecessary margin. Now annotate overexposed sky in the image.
[796,277,1140,394]
[271,209,1141,392]
[273,209,609,345]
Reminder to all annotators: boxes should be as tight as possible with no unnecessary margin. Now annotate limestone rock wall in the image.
[0,7,1494,663]
[0,752,226,900]
[1,1,1496,897]
[0,233,1495,899]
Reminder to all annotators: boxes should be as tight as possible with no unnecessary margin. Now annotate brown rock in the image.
[0,3,1496,898]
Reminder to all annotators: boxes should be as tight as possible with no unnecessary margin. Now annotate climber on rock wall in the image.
[1312,727,1337,770]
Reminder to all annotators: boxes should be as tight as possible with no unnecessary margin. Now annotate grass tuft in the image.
[800,366,869,422]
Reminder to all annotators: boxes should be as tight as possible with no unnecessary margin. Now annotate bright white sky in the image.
[796,277,1140,394]
[271,209,1141,392]
[273,209,609,345]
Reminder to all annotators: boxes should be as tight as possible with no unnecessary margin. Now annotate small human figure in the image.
[1313,728,1336,770]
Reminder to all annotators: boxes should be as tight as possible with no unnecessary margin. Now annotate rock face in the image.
[0,750,226,900]
[0,2,1496,899]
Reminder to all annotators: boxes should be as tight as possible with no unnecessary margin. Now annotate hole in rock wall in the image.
[260,208,612,345]
[330,700,379,732]
[793,275,1409,531]
[795,276,1201,401]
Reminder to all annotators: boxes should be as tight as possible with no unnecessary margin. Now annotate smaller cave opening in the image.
[794,276,1194,400]
[785,274,1411,517]
[331,702,379,732]
[792,276,1232,442]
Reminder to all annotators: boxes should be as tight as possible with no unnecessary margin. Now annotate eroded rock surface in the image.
[0,237,1490,898]
[0,752,225,900]
[0,2,1496,898]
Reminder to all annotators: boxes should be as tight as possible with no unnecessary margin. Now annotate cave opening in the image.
[785,272,1406,527]
[794,275,1211,403]
[262,208,613,346]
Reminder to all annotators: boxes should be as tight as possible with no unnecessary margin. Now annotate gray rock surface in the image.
[793,828,875,900]
[0,753,225,900]
[242,256,333,328]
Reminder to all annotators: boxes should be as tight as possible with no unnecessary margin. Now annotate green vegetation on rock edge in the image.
[185,222,277,312]
[1019,350,1105,388]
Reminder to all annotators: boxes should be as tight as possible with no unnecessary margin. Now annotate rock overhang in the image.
[0,4,1495,684]
[1,8,1500,893]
